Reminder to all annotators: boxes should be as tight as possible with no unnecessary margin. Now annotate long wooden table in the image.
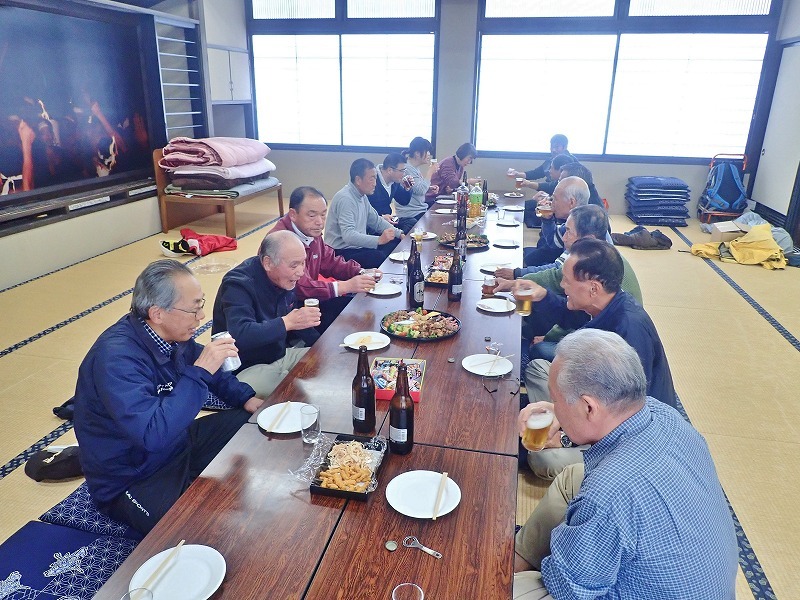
[94,197,526,600]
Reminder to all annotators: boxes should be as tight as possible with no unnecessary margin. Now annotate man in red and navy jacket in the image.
[270,186,380,332]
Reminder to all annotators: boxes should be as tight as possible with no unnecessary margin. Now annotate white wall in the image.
[778,0,800,40]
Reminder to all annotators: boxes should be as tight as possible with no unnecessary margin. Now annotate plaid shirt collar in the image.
[138,318,178,357]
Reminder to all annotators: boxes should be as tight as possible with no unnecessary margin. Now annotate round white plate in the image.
[389,251,410,262]
[343,331,390,351]
[434,208,457,215]
[476,297,516,313]
[368,282,403,296]
[479,263,509,275]
[129,544,226,600]
[503,192,524,198]
[493,239,520,249]
[504,205,525,211]
[385,470,461,519]
[497,219,520,227]
[421,231,438,240]
[436,198,456,205]
[462,354,514,377]
[256,401,305,433]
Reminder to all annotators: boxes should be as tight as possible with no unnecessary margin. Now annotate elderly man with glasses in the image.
[73,259,265,535]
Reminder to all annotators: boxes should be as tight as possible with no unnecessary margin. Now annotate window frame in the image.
[247,0,441,153]
[475,0,784,167]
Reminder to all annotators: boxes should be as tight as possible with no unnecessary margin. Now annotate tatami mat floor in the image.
[1,201,797,599]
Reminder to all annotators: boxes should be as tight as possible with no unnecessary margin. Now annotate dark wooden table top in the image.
[305,444,517,600]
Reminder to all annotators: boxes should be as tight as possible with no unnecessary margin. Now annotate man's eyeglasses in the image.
[482,374,521,398]
[171,297,205,318]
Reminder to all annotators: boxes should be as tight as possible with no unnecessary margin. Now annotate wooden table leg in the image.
[224,202,237,238]
[277,185,285,216]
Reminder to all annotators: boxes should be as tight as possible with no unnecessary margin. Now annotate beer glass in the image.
[304,298,319,308]
[513,287,533,317]
[482,275,497,297]
[515,177,524,191]
[411,226,424,243]
[522,405,554,452]
[300,405,321,444]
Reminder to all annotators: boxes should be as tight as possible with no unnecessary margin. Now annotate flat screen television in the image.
[0,3,155,207]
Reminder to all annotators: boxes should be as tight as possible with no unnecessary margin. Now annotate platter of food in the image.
[310,436,387,501]
[438,233,490,250]
[380,308,461,341]
[424,254,453,287]
[504,192,524,198]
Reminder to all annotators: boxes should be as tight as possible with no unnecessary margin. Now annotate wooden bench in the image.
[153,148,284,238]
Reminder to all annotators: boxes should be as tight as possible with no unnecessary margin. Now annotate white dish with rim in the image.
[493,239,520,249]
[385,470,461,519]
[368,282,403,296]
[256,401,305,433]
[129,544,226,600]
[503,192,524,198]
[504,205,525,211]
[461,354,513,377]
[434,208,457,215]
[435,198,456,205]
[343,331,390,351]
[421,231,437,240]
[479,263,509,275]
[496,219,520,227]
[476,297,516,313]
[389,251,410,262]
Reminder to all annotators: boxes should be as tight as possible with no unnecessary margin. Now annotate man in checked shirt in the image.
[513,329,737,599]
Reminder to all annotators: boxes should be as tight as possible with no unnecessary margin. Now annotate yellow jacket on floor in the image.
[691,223,786,270]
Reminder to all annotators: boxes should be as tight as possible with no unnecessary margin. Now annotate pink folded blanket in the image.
[160,137,270,169]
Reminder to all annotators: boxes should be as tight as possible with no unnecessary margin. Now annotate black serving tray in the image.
[310,434,387,501]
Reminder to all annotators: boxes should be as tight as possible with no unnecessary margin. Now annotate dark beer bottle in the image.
[352,345,376,433]
[482,179,489,207]
[408,239,425,309]
[406,239,418,298]
[389,361,414,455]
[447,249,463,302]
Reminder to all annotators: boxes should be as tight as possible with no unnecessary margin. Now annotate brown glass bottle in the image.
[352,345,376,433]
[388,361,414,455]
[408,239,425,309]
[482,179,489,207]
[447,248,463,302]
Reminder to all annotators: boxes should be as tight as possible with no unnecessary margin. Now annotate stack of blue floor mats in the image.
[625,176,690,226]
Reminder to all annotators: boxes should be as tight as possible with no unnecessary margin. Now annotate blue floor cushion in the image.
[39,482,141,540]
[0,520,137,599]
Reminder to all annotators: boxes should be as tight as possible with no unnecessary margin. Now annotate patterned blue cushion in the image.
[39,482,141,540]
[0,520,137,600]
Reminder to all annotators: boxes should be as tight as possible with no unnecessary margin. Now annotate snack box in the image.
[310,434,387,501]
[370,357,426,402]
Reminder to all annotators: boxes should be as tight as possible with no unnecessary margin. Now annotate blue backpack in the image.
[700,158,748,213]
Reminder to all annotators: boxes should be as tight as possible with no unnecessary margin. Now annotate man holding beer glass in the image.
[514,238,675,479]
[512,329,737,599]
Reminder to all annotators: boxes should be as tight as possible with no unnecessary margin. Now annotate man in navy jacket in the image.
[73,260,264,534]
[213,230,321,397]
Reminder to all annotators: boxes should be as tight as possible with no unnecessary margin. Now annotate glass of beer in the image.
[482,275,497,297]
[412,227,425,243]
[402,175,414,190]
[513,287,533,316]
[515,177,524,190]
[304,298,319,308]
[522,405,554,452]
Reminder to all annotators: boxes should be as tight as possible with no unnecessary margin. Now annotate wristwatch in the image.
[560,431,575,448]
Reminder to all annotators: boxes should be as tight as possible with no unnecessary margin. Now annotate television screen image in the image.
[0,5,152,200]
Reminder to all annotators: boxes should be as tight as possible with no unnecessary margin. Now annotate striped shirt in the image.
[542,398,738,599]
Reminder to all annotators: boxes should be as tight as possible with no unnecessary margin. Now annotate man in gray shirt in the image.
[325,158,404,268]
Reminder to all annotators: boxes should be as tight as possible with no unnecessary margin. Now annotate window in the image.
[250,0,437,149]
[476,2,778,159]
[253,34,435,147]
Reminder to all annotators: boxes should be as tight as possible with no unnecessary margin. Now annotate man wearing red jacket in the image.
[270,186,379,332]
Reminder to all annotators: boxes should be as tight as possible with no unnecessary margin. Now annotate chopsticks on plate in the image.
[139,539,185,593]
[470,354,515,368]
[432,472,448,521]
[266,401,291,432]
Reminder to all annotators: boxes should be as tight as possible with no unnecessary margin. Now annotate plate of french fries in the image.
[343,331,390,351]
[311,436,387,501]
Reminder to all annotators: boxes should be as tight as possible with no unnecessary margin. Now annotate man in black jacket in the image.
[367,152,411,223]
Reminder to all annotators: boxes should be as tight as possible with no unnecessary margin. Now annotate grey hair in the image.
[559,176,590,206]
[130,259,193,319]
[570,204,609,240]
[554,329,647,412]
[259,229,304,264]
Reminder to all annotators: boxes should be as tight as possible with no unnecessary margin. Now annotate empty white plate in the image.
[504,205,525,211]
[434,208,457,215]
[497,220,520,227]
[343,331,390,350]
[385,470,461,519]
[368,282,403,296]
[389,251,410,261]
[479,263,509,274]
[129,544,226,600]
[493,239,520,249]
[256,401,305,433]
[436,198,456,205]
[476,297,516,313]
[462,354,513,376]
